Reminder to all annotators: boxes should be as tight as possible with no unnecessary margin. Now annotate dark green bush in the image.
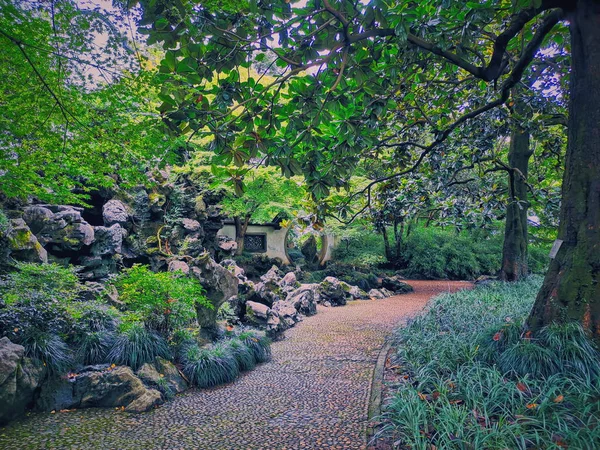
[107,323,171,370]
[401,227,503,279]
[0,298,72,343]
[333,224,550,280]
[1,262,81,305]
[181,342,239,388]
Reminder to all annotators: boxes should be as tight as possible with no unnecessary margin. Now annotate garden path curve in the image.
[0,280,468,450]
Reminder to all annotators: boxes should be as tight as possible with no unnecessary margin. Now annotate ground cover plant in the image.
[380,278,600,449]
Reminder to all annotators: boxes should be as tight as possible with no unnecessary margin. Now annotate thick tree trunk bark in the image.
[500,123,532,281]
[527,1,600,341]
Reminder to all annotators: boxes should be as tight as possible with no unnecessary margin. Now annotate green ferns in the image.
[382,278,600,449]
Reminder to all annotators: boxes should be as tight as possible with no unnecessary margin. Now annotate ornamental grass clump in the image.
[19,330,72,374]
[76,331,115,365]
[181,342,239,388]
[228,338,257,372]
[107,323,171,370]
[381,277,600,449]
[237,331,271,363]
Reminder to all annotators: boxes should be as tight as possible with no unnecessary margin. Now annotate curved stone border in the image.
[366,339,392,441]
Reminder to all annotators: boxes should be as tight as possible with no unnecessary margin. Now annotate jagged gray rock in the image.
[102,199,129,226]
[91,224,126,256]
[191,254,238,338]
[137,358,188,394]
[0,337,45,424]
[6,218,47,263]
[318,276,348,306]
[286,284,319,316]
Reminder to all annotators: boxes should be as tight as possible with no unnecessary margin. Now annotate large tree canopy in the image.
[0,0,183,205]
[128,0,598,340]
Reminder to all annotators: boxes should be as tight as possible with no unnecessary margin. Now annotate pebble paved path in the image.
[0,280,468,450]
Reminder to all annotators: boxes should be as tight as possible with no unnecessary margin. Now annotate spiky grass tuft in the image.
[381,278,600,449]
[20,330,72,373]
[76,331,115,365]
[228,338,257,372]
[181,342,239,388]
[237,331,271,363]
[107,324,171,370]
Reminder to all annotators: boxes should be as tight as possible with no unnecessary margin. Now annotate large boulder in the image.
[279,272,300,291]
[340,281,369,300]
[0,337,45,424]
[75,365,163,413]
[190,253,238,338]
[301,235,319,265]
[271,300,301,328]
[286,284,319,316]
[318,276,348,306]
[137,358,188,394]
[38,366,163,413]
[91,224,126,256]
[102,199,129,226]
[260,265,284,286]
[168,259,190,275]
[368,288,395,299]
[245,301,286,338]
[181,218,201,232]
[250,281,283,307]
[381,276,414,294]
[22,205,53,235]
[79,255,117,281]
[221,259,247,281]
[25,205,94,251]
[6,218,47,263]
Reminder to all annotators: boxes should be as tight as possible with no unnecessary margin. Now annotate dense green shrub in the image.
[333,224,550,280]
[1,262,81,304]
[216,302,237,323]
[181,342,239,388]
[0,298,72,343]
[107,323,171,370]
[110,264,210,335]
[332,231,387,268]
[381,279,600,449]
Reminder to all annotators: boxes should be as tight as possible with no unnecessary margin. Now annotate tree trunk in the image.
[527,1,600,341]
[500,122,532,281]
[381,226,393,262]
[394,219,405,265]
[234,216,250,255]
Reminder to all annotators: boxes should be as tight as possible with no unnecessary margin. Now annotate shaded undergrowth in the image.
[381,277,600,449]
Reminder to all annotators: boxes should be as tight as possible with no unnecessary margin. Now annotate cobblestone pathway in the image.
[0,280,468,450]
